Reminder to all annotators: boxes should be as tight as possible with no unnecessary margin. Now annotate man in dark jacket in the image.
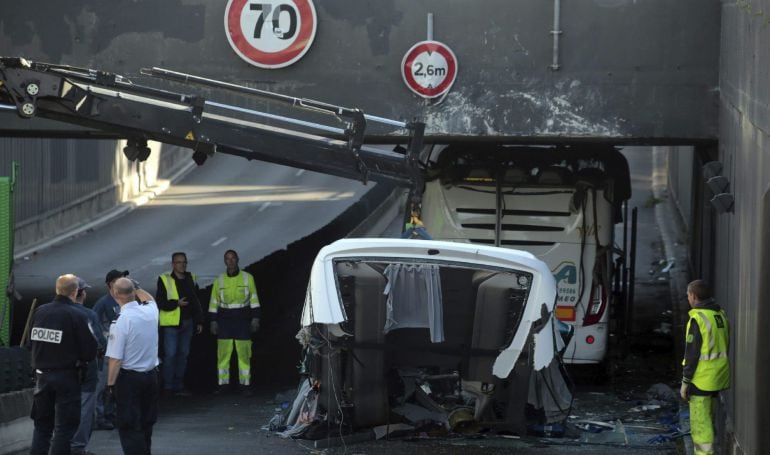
[70,278,106,454]
[29,274,97,455]
[156,252,202,396]
[92,268,128,430]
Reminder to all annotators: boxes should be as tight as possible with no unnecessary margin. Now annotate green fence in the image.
[0,163,17,346]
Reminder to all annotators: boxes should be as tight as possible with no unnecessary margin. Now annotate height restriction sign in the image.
[225,0,317,69]
[401,40,458,98]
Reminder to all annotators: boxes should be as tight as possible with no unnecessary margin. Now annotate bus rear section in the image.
[417,145,631,365]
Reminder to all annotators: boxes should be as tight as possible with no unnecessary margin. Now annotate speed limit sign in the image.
[401,40,458,98]
[225,0,317,69]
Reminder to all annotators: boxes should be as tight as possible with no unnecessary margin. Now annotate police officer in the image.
[156,252,202,397]
[29,274,98,455]
[209,249,260,396]
[106,277,160,455]
[680,279,730,455]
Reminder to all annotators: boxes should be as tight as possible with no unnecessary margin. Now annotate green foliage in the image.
[736,0,770,29]
[644,193,664,209]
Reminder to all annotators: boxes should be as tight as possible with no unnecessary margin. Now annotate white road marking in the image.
[295,169,305,177]
[211,236,227,247]
[259,202,271,212]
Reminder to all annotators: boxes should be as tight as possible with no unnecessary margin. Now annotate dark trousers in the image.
[95,357,116,424]
[30,369,81,455]
[115,368,159,455]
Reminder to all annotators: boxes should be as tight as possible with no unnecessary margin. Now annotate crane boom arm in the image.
[0,57,424,188]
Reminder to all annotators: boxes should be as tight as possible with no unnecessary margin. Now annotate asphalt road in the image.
[13,152,371,304]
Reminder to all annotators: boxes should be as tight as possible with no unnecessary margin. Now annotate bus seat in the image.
[502,168,528,184]
[537,166,573,185]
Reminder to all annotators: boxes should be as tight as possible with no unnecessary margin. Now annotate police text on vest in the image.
[30,328,63,344]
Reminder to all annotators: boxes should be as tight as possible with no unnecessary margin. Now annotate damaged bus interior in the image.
[289,239,573,439]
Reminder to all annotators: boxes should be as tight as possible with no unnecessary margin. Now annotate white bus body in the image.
[418,146,630,364]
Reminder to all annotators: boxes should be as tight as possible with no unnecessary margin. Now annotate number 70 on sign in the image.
[225,0,317,69]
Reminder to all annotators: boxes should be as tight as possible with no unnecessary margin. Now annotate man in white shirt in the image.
[105,277,159,455]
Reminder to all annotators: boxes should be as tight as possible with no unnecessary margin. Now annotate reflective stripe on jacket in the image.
[208,270,259,314]
[683,307,730,391]
[158,272,198,327]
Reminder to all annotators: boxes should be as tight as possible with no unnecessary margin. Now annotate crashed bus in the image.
[417,145,631,367]
[290,238,572,436]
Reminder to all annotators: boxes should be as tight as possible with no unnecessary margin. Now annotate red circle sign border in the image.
[225,0,317,69]
[401,40,458,98]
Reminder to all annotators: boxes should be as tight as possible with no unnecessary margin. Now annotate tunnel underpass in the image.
[10,181,395,392]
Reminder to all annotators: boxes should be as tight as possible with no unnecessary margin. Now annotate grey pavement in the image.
[652,147,693,455]
[13,152,371,303]
[88,389,311,455]
[88,387,682,455]
[622,146,670,338]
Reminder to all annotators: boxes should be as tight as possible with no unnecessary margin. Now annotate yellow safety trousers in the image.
[690,395,715,455]
[217,339,252,386]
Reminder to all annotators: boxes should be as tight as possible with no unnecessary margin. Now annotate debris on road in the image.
[629,404,662,412]
[645,383,678,402]
[373,423,415,440]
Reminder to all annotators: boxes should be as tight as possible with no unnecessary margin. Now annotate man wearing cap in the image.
[29,274,97,455]
[106,277,160,454]
[70,278,105,455]
[92,269,128,430]
[156,252,203,397]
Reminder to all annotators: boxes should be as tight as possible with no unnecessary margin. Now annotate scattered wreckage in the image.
[276,238,574,440]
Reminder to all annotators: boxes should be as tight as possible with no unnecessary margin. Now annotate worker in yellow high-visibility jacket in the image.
[156,252,202,397]
[209,249,260,396]
[680,279,730,455]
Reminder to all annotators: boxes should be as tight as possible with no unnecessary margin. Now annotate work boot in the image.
[174,388,192,397]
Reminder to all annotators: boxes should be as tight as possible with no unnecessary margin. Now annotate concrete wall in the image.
[701,1,770,453]
[0,0,720,141]
[666,146,695,228]
[0,141,193,255]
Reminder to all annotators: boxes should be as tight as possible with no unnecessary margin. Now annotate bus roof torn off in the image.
[288,238,573,438]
